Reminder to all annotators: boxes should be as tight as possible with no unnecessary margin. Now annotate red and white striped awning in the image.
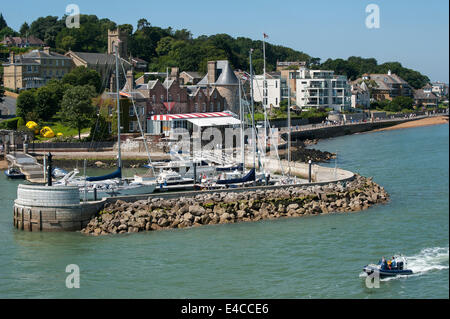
[150,112,232,121]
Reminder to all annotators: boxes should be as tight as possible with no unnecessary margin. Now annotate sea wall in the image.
[283,118,422,141]
[81,174,389,236]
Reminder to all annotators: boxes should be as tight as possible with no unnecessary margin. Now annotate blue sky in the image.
[1,0,449,82]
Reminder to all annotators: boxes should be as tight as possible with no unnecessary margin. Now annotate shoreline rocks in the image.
[81,175,389,236]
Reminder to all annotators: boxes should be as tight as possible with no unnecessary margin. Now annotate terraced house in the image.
[2,47,72,90]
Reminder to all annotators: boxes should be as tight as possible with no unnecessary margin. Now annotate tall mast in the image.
[114,43,122,175]
[166,67,169,114]
[262,34,268,157]
[239,77,244,171]
[249,49,256,177]
[287,77,291,178]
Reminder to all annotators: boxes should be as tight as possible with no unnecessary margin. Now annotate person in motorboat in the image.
[379,257,387,270]
[391,256,397,269]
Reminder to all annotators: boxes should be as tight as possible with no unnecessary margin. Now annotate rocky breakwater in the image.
[81,175,389,236]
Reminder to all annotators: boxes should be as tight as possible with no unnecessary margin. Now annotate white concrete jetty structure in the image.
[13,184,103,231]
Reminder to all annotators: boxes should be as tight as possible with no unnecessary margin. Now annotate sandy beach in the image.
[372,115,448,132]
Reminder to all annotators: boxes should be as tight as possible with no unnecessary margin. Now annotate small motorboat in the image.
[4,166,25,179]
[363,255,413,278]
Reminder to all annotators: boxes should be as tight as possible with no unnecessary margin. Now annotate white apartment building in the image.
[295,68,351,111]
[431,82,449,98]
[252,74,281,108]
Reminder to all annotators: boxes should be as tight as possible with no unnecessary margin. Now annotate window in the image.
[107,122,112,133]
[152,95,156,104]
[210,102,213,111]
[129,107,134,116]
[217,102,221,110]
[61,60,64,66]
[27,65,32,73]
[195,103,199,112]
[108,106,113,116]
[55,60,59,66]
[161,95,164,102]
[177,94,180,102]
[129,121,135,132]
[202,103,206,112]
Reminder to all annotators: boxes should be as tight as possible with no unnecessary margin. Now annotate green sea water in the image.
[0,124,448,299]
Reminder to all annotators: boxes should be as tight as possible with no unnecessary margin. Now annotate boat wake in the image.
[359,247,449,281]
[406,247,449,274]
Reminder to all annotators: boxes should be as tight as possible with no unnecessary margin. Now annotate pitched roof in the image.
[198,60,239,86]
[1,36,45,46]
[366,73,410,90]
[413,89,438,100]
[181,71,203,79]
[131,57,148,64]
[68,51,131,66]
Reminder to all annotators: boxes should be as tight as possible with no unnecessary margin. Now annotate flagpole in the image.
[166,67,169,114]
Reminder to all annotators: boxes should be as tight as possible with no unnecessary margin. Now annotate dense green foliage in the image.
[0,13,18,39]
[0,13,432,89]
[15,67,102,122]
[317,57,430,89]
[60,85,97,140]
[0,116,20,129]
[371,96,415,112]
[61,66,102,93]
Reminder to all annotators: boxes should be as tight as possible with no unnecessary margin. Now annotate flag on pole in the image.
[263,33,269,39]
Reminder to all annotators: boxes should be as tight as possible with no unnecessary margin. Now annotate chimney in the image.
[207,61,217,84]
[126,70,135,91]
[170,67,179,81]
[43,46,50,55]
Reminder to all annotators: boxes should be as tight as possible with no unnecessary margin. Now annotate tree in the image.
[88,114,111,141]
[35,86,60,120]
[19,22,30,37]
[0,13,7,30]
[0,26,18,39]
[390,96,414,111]
[29,16,64,47]
[62,66,102,93]
[16,90,37,121]
[60,85,96,140]
[137,18,151,31]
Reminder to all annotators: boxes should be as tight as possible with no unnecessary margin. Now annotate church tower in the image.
[108,28,128,58]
